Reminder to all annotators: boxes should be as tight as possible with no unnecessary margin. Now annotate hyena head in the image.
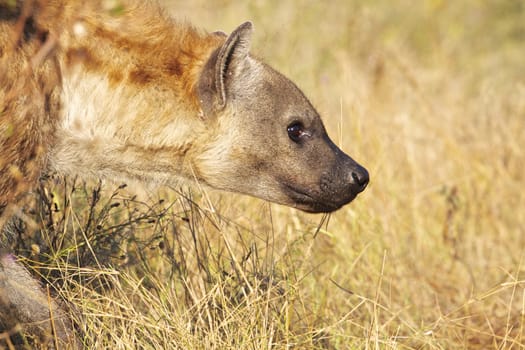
[197,22,368,213]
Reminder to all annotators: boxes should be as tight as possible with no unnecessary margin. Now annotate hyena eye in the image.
[287,122,307,142]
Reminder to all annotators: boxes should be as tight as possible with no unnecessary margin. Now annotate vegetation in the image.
[4,0,525,348]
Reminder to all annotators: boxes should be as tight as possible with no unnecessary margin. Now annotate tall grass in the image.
[4,0,525,348]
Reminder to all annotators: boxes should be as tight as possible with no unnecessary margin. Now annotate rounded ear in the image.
[198,22,253,115]
[214,21,253,108]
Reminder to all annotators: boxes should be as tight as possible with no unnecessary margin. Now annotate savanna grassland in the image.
[4,0,525,349]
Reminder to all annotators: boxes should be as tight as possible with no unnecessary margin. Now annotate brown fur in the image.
[0,4,60,214]
[0,0,368,346]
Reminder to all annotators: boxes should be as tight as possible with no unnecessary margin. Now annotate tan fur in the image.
[49,2,225,187]
[1,0,368,346]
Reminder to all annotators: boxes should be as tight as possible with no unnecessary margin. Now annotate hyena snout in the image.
[318,154,369,212]
[322,164,369,197]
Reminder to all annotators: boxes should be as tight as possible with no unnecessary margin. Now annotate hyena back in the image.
[1,0,368,346]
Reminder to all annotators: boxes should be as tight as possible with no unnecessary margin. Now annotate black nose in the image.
[350,166,369,193]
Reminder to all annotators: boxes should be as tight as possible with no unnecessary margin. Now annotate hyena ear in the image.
[198,21,253,115]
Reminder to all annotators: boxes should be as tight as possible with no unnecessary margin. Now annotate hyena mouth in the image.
[281,183,350,213]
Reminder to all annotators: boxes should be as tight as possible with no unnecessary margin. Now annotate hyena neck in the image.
[49,4,224,186]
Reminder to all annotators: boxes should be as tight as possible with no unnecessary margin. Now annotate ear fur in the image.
[214,21,253,108]
[198,22,253,115]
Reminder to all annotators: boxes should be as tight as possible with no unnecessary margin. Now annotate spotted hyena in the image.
[0,0,369,346]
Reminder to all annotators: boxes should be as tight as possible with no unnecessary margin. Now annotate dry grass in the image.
[4,0,525,348]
